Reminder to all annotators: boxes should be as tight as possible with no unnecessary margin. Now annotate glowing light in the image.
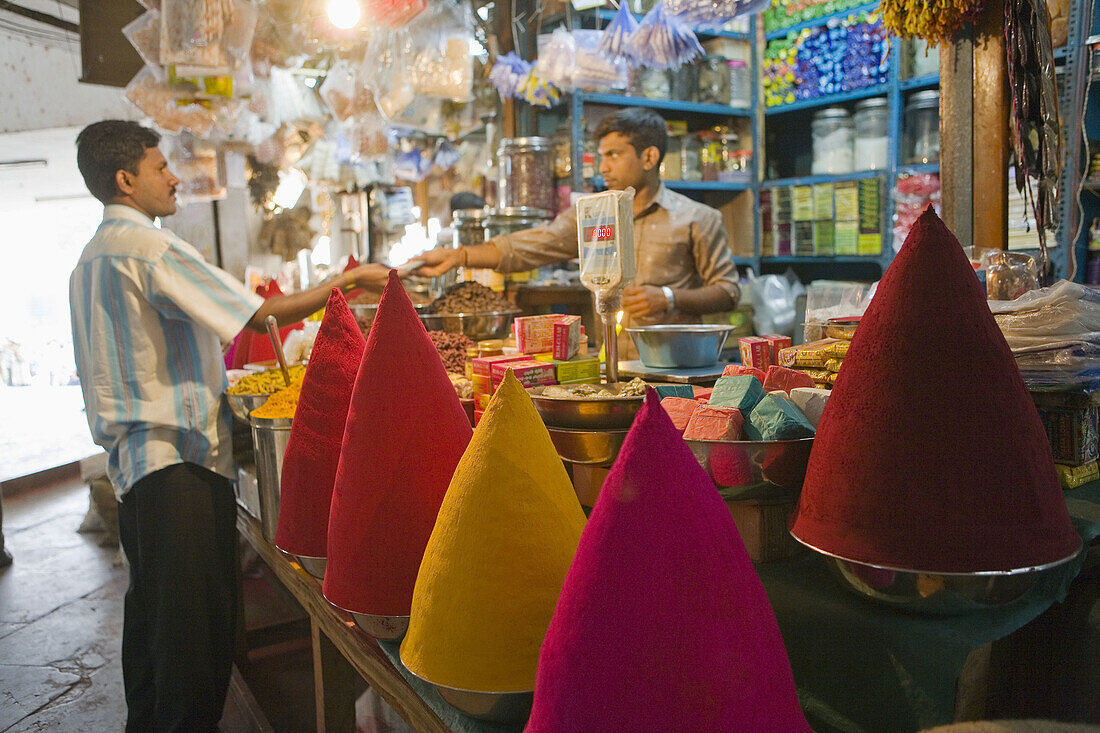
[326,0,361,29]
[304,77,317,88]
[312,235,331,267]
[272,169,306,209]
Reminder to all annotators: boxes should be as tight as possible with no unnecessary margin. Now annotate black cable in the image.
[0,1,78,33]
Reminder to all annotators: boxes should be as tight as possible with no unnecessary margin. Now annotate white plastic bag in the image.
[802,279,875,341]
[748,269,803,337]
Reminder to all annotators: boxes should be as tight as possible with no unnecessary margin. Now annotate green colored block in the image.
[655,384,695,400]
[710,375,765,414]
[744,393,816,441]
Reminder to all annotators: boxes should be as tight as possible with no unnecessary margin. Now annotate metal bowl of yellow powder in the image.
[226,393,268,423]
[528,381,646,430]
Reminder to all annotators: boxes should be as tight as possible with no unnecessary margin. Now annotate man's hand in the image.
[346,263,390,290]
[413,248,464,278]
[622,285,671,318]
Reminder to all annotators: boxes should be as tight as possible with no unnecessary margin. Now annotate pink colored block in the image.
[763,365,816,395]
[683,406,744,441]
[661,397,700,434]
[723,364,767,384]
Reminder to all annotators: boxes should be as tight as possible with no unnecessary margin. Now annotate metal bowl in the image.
[546,427,629,466]
[685,437,814,501]
[528,384,645,430]
[295,555,326,580]
[626,324,734,369]
[794,537,1083,615]
[402,667,533,724]
[226,393,269,423]
[351,612,410,641]
[348,303,430,334]
[418,309,520,341]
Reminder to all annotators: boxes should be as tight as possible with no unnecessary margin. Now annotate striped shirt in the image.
[70,204,263,498]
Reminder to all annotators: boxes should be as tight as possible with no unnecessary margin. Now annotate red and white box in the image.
[739,336,772,370]
[761,334,792,364]
[552,315,582,360]
[472,354,528,379]
[491,360,557,390]
[513,315,560,355]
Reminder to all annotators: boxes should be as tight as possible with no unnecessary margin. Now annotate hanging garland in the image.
[879,0,987,44]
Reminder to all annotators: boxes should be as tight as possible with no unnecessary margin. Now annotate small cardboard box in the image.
[553,315,582,360]
[535,353,601,383]
[739,336,772,370]
[513,315,560,355]
[472,354,528,379]
[761,334,792,364]
[491,360,557,389]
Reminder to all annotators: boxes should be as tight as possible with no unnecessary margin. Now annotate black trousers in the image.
[117,462,238,733]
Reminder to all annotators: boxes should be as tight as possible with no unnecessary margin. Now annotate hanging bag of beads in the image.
[626,1,704,71]
[598,1,639,63]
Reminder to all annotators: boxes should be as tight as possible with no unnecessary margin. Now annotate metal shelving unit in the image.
[763,1,880,41]
[576,91,751,117]
[764,83,891,114]
[665,180,752,191]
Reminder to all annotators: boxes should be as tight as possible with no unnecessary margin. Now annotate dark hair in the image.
[449,192,486,212]
[593,108,668,164]
[76,120,161,204]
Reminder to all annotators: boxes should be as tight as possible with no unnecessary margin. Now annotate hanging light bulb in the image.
[326,0,361,29]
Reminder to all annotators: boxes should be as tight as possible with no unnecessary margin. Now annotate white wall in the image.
[0,4,136,134]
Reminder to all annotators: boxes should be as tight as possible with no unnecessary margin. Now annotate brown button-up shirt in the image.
[491,185,739,327]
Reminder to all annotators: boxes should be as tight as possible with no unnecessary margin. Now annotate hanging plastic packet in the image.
[125,66,218,135]
[407,0,475,102]
[432,140,461,171]
[627,1,704,70]
[490,52,532,99]
[534,27,576,89]
[364,0,428,28]
[122,11,163,79]
[320,60,379,121]
[521,72,561,108]
[598,1,639,63]
[394,148,432,182]
[664,0,770,29]
[574,29,629,90]
[575,188,636,314]
[162,133,226,203]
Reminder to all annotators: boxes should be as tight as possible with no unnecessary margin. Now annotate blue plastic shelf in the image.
[733,256,757,266]
[900,73,939,91]
[762,171,885,188]
[577,92,752,117]
[897,163,941,176]
[594,9,752,40]
[764,1,880,40]
[765,84,890,114]
[665,180,752,192]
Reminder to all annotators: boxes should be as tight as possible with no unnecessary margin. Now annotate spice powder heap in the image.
[274,288,366,559]
[527,389,809,732]
[322,271,472,619]
[400,370,586,693]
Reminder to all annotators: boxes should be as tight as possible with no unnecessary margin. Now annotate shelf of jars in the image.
[763,171,886,187]
[576,91,751,117]
[664,180,752,191]
[764,84,891,114]
[764,0,881,41]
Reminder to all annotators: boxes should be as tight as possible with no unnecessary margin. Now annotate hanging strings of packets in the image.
[490,0,764,106]
[879,0,988,44]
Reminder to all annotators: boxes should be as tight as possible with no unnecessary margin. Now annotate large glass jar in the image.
[727,59,751,108]
[904,90,940,164]
[681,134,702,181]
[811,107,854,175]
[697,56,730,105]
[699,132,721,181]
[662,133,683,180]
[452,208,487,249]
[670,63,699,102]
[498,137,556,212]
[631,67,671,99]
[485,207,552,238]
[853,97,889,171]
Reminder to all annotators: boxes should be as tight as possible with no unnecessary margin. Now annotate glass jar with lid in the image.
[811,107,854,175]
[631,67,671,99]
[452,208,488,250]
[680,134,703,181]
[727,59,751,107]
[670,63,699,102]
[904,90,940,164]
[498,137,556,212]
[661,133,683,180]
[853,97,889,171]
[697,56,730,105]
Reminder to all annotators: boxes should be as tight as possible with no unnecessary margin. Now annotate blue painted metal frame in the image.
[577,91,752,117]
[764,83,891,114]
[665,180,752,191]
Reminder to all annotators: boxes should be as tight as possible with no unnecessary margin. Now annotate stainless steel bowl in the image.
[528,384,645,430]
[793,537,1083,615]
[685,437,813,501]
[418,309,520,341]
[348,303,430,334]
[226,393,269,423]
[402,667,533,724]
[626,324,734,368]
[351,612,410,641]
[296,555,327,580]
[546,427,629,466]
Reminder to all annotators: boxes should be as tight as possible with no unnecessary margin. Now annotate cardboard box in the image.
[739,336,772,370]
[761,334,792,363]
[513,315,560,355]
[553,315,582,360]
[491,360,557,389]
[472,354,528,379]
[535,353,601,383]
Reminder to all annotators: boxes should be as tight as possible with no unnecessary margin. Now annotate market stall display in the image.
[272,289,365,579]
[400,371,586,723]
[791,208,1081,611]
[527,390,811,732]
[323,272,472,639]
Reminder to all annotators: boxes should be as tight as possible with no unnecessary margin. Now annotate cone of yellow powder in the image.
[400,370,587,703]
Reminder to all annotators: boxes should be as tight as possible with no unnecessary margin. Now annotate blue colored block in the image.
[744,393,816,441]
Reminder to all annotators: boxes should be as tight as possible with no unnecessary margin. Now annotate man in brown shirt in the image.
[416,108,740,327]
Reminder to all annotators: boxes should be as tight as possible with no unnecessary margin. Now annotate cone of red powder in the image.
[323,270,472,623]
[274,288,365,563]
[231,279,303,368]
[527,389,810,732]
[791,208,1079,572]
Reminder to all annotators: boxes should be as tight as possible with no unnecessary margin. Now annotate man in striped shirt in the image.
[70,120,387,732]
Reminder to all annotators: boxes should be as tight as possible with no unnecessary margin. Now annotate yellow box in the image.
[534,353,601,383]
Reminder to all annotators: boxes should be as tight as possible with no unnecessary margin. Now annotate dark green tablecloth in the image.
[757,482,1100,733]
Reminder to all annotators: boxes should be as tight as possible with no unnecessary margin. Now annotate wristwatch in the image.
[661,286,676,312]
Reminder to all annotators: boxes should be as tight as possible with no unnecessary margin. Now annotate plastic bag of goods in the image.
[574,29,629,90]
[893,173,940,250]
[803,279,875,342]
[407,0,475,102]
[320,60,379,121]
[364,0,427,28]
[665,0,771,29]
[125,66,218,135]
[627,1,704,70]
[122,11,163,78]
[598,0,638,63]
[534,28,576,89]
[747,269,803,337]
[364,26,417,119]
[163,134,225,203]
[160,0,258,75]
